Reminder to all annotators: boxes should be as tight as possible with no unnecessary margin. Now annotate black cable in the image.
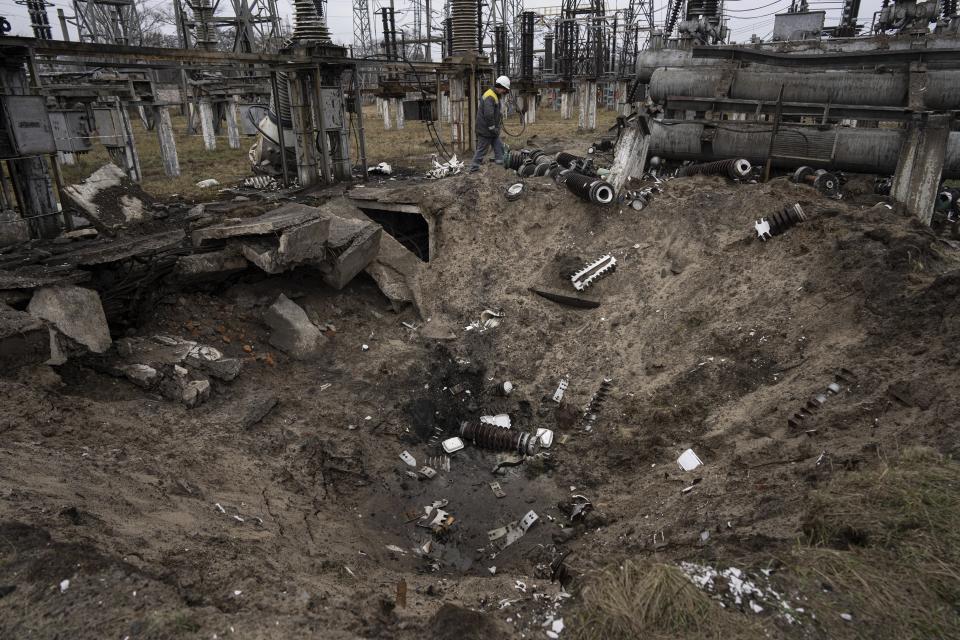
[246,104,280,146]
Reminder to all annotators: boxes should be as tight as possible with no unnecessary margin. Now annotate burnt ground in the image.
[2,166,960,639]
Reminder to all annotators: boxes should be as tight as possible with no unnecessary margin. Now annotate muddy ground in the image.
[2,162,959,639]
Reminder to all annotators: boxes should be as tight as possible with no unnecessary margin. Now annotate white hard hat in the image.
[496,75,511,91]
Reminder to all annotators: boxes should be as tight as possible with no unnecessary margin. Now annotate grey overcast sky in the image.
[0,0,886,48]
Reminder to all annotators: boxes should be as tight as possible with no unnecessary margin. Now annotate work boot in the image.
[469,165,480,173]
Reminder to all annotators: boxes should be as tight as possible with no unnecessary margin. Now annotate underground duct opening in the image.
[359,207,430,262]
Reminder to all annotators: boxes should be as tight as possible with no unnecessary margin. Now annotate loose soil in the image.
[2,164,959,639]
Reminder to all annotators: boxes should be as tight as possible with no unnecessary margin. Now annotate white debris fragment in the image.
[426,154,464,179]
[680,562,803,624]
[840,613,853,621]
[466,309,504,332]
[385,545,407,554]
[195,178,219,188]
[399,451,417,467]
[441,437,465,454]
[536,428,555,449]
[368,162,392,175]
[677,448,703,471]
[59,579,70,593]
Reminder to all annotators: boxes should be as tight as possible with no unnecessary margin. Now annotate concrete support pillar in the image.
[519,93,537,124]
[225,95,241,150]
[154,106,180,178]
[450,76,466,151]
[609,116,651,192]
[9,157,60,238]
[578,80,597,131]
[309,68,333,185]
[198,99,217,150]
[560,91,574,120]
[439,91,450,123]
[288,72,319,188]
[380,98,392,130]
[393,97,404,130]
[891,114,950,225]
[616,81,630,116]
[117,103,142,183]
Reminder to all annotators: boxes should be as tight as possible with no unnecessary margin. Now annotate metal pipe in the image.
[649,67,960,110]
[648,122,960,178]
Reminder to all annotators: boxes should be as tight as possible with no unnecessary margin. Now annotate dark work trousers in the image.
[470,135,505,170]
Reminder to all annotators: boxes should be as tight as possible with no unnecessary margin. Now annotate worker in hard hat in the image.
[469,75,511,173]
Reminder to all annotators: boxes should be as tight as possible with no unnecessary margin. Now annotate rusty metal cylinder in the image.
[460,422,539,455]
[676,158,752,180]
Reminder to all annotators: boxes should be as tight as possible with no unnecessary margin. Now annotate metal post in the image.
[312,68,332,184]
[763,85,785,182]
[353,66,368,178]
[270,70,290,187]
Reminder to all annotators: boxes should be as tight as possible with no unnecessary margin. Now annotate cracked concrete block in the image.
[263,294,325,360]
[191,202,329,247]
[117,363,159,388]
[27,285,111,354]
[158,364,211,408]
[320,218,382,290]
[239,217,329,275]
[174,249,248,283]
[0,303,50,373]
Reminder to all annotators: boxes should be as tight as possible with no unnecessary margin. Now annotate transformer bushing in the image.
[755,203,806,241]
[563,171,616,205]
[460,422,540,455]
[291,0,332,43]
[449,0,478,54]
[677,158,752,180]
[792,166,840,197]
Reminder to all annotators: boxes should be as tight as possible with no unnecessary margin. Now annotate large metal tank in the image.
[648,122,960,177]
[649,67,960,110]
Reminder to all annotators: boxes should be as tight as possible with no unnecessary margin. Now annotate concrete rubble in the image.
[62,163,153,232]
[263,294,326,360]
[95,334,243,407]
[27,284,112,365]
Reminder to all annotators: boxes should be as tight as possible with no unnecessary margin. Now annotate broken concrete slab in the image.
[321,198,422,311]
[0,303,50,373]
[319,217,382,290]
[173,249,248,284]
[237,217,329,275]
[27,285,111,354]
[263,294,326,360]
[41,230,185,268]
[191,203,328,248]
[61,163,153,233]
[114,334,242,382]
[236,392,279,430]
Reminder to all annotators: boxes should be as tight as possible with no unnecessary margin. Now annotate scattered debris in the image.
[792,166,840,197]
[487,510,539,552]
[196,178,220,188]
[552,377,569,403]
[59,579,70,593]
[441,437,465,454]
[489,481,506,498]
[465,308,504,332]
[530,286,601,309]
[681,562,805,623]
[536,428,554,449]
[677,448,703,471]
[504,182,526,201]
[242,175,282,191]
[368,162,393,176]
[571,255,617,291]
[426,154,464,179]
[399,451,417,467]
[582,378,613,430]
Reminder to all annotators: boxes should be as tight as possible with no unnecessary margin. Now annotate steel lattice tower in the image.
[353,0,374,55]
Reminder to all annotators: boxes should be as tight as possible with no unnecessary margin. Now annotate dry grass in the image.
[359,102,619,168]
[791,448,960,639]
[60,112,258,201]
[57,101,616,200]
[570,560,763,640]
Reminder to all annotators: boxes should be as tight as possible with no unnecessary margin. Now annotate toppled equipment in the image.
[571,254,617,291]
[755,204,806,241]
[791,166,841,197]
[582,378,613,431]
[676,158,752,181]
[460,422,540,455]
[560,171,616,205]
